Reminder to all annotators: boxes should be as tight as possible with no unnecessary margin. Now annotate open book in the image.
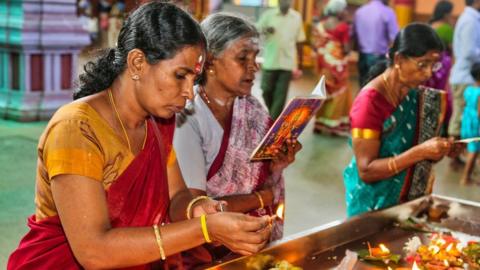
[250,76,328,161]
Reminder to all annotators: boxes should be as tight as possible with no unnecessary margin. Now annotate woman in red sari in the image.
[8,3,271,270]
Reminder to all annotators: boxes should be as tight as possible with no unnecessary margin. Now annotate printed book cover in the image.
[250,76,327,161]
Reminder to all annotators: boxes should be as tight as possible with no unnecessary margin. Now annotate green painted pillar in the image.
[1,52,7,90]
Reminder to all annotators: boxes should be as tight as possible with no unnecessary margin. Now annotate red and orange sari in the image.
[8,102,176,270]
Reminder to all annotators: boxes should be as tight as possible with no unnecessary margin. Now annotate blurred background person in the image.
[78,0,98,43]
[209,0,223,12]
[448,0,480,140]
[424,0,455,135]
[429,0,455,50]
[311,0,352,136]
[257,0,306,119]
[460,63,480,185]
[107,0,125,48]
[98,0,112,48]
[353,0,399,88]
[448,0,480,169]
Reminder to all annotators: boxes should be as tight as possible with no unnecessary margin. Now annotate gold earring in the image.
[208,69,214,74]
[395,64,400,69]
[132,74,140,80]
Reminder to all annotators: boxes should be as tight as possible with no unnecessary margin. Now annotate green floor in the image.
[1,74,479,267]
[0,120,47,267]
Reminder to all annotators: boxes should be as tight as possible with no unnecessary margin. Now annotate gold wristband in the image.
[186,195,209,220]
[254,191,264,209]
[153,224,166,260]
[388,157,399,174]
[391,157,399,174]
[200,214,212,243]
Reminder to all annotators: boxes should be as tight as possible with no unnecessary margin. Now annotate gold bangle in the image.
[254,191,264,209]
[153,224,166,260]
[388,157,399,174]
[200,214,212,243]
[186,195,209,220]
[391,157,399,174]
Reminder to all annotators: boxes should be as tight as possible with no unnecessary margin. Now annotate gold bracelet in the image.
[186,195,209,220]
[388,157,399,174]
[391,157,399,174]
[153,224,166,260]
[254,191,264,209]
[200,214,212,243]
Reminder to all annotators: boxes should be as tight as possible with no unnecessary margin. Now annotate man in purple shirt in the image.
[353,0,399,87]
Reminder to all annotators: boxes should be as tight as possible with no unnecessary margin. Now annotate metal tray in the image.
[206,195,480,269]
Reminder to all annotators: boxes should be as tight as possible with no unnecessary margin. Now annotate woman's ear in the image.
[127,49,146,81]
[205,53,216,73]
[393,52,403,69]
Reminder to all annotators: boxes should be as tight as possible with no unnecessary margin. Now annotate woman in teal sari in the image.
[344,23,461,217]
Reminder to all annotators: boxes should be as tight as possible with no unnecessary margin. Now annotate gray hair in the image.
[323,0,347,16]
[200,12,259,57]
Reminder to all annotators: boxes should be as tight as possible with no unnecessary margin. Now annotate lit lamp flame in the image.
[412,261,421,270]
[446,243,453,252]
[387,267,393,270]
[437,239,446,246]
[275,203,285,220]
[428,245,440,255]
[379,244,390,255]
[443,259,449,267]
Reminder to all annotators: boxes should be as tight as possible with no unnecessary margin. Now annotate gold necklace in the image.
[107,89,147,152]
[198,86,233,129]
[199,86,211,104]
[382,73,399,107]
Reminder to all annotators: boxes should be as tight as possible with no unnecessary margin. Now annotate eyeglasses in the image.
[407,57,443,73]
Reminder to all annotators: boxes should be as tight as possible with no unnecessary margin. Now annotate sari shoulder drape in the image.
[205,96,272,197]
[404,87,447,201]
[206,107,233,180]
[8,110,176,270]
[205,96,284,238]
[182,96,283,268]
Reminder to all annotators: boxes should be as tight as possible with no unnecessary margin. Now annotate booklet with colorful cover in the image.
[250,76,328,161]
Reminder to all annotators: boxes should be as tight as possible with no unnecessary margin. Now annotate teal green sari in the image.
[344,88,446,217]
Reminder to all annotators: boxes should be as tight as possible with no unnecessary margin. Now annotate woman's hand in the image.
[208,213,272,256]
[270,138,302,173]
[192,198,227,218]
[447,137,464,158]
[417,137,452,161]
